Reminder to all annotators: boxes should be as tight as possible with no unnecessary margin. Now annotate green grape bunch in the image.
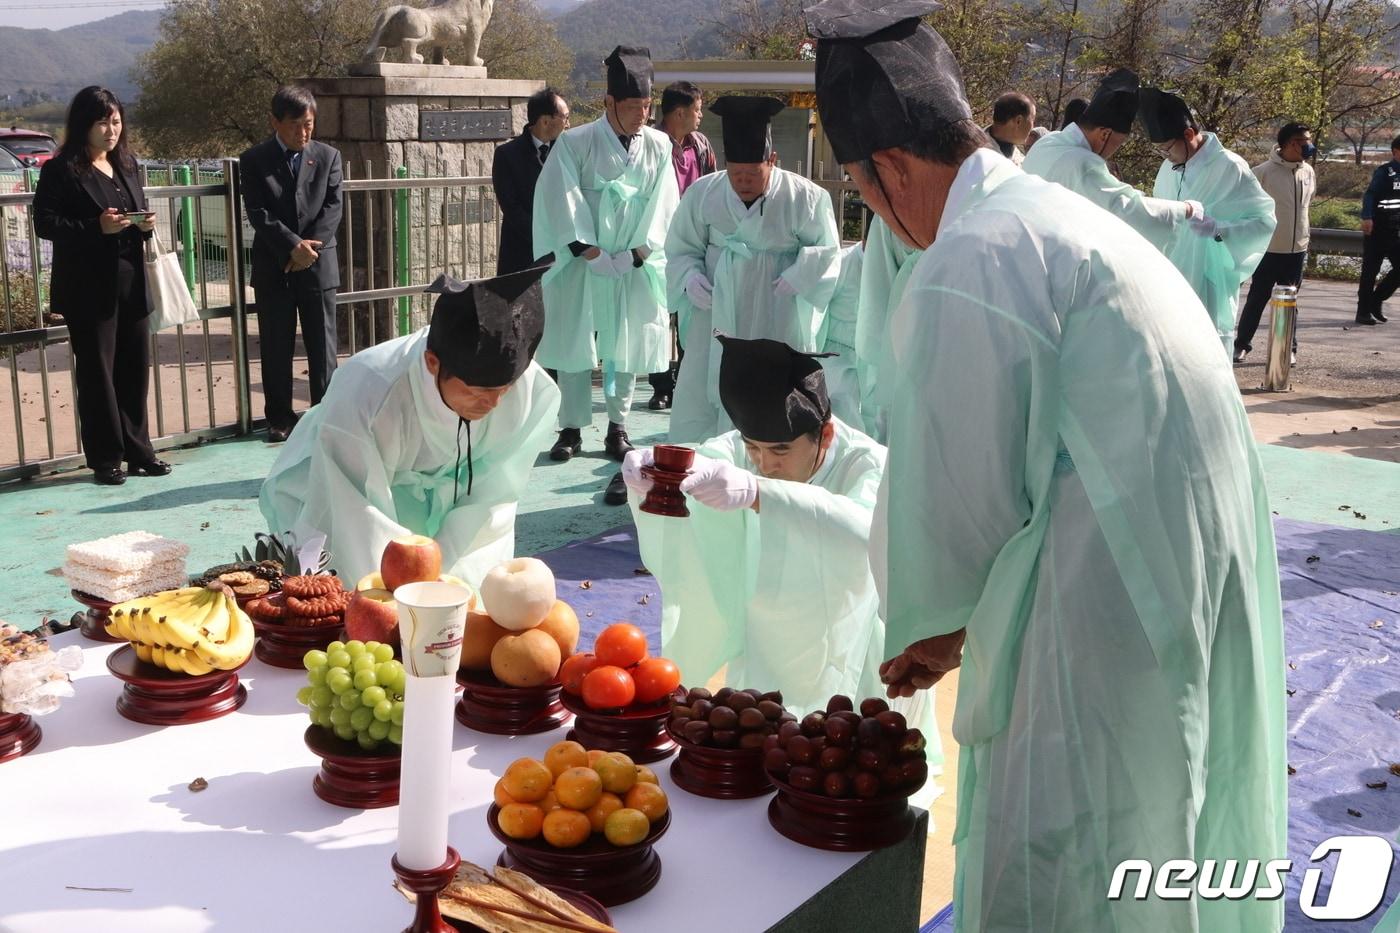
[296,641,406,751]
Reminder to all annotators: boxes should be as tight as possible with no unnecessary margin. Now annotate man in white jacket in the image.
[1236,122,1316,363]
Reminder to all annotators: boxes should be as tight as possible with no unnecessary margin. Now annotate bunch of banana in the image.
[106,583,254,675]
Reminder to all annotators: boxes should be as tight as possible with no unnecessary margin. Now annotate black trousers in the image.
[1357,232,1400,318]
[254,273,338,428]
[647,315,683,397]
[1235,251,1307,353]
[68,257,157,471]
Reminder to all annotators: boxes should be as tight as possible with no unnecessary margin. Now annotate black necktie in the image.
[538,143,551,165]
[618,134,633,153]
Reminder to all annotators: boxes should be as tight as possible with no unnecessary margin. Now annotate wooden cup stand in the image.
[72,590,123,643]
[392,846,461,933]
[638,444,696,518]
[303,724,402,808]
[105,645,248,726]
[0,711,42,763]
[454,669,571,736]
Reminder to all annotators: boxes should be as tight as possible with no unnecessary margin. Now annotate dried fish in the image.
[1390,763,1400,777]
[1365,781,1388,790]
[1287,765,1297,776]
[1286,689,1296,697]
[579,581,592,590]
[1305,555,1320,564]
[632,567,652,576]
[1372,621,1384,630]
[1347,808,1363,818]
[638,594,650,605]
[188,777,208,792]
[1354,511,1367,520]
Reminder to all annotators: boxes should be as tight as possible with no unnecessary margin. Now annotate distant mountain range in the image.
[0,10,161,103]
[553,0,727,84]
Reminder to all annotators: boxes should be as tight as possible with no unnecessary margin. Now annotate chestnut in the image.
[819,746,851,772]
[824,716,855,747]
[738,707,766,730]
[764,748,791,777]
[787,734,816,765]
[760,690,784,705]
[875,710,907,737]
[857,717,883,748]
[726,691,757,712]
[714,687,735,703]
[687,687,712,702]
[709,706,739,730]
[778,720,802,742]
[762,733,782,753]
[683,720,712,745]
[738,731,768,750]
[757,700,785,721]
[898,728,927,758]
[823,771,852,798]
[789,765,822,792]
[825,694,854,714]
[690,699,714,722]
[800,712,827,738]
[853,772,882,799]
[711,728,739,748]
[859,697,890,718]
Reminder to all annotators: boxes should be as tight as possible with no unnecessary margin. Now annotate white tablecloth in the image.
[2,633,867,932]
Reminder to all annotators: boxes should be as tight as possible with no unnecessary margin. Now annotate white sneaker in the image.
[1232,348,1248,364]
[1290,351,1297,366]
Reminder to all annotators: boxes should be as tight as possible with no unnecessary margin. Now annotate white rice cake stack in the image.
[63,531,190,603]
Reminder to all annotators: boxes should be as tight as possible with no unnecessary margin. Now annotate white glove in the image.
[609,250,637,275]
[685,273,714,310]
[773,275,799,299]
[1189,212,1218,238]
[587,252,624,278]
[633,246,651,261]
[678,455,758,511]
[1183,199,1204,220]
[622,448,655,497]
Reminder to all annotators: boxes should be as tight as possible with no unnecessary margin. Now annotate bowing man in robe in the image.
[1022,68,1203,251]
[665,96,841,444]
[532,46,680,506]
[260,267,560,588]
[810,0,1286,929]
[1141,88,1276,353]
[622,335,930,747]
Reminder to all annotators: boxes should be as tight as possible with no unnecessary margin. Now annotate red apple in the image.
[344,580,399,644]
[380,535,443,593]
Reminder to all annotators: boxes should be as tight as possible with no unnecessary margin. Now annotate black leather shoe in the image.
[267,425,292,443]
[604,424,634,461]
[603,471,628,505]
[1374,308,1389,323]
[647,390,671,410]
[550,428,582,462]
[1355,314,1378,326]
[129,458,172,476]
[93,467,126,486]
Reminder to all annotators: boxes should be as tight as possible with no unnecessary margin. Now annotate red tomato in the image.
[631,657,681,704]
[594,623,648,669]
[581,665,637,711]
[559,652,600,696]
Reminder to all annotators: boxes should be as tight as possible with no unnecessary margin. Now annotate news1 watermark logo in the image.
[1108,835,1396,921]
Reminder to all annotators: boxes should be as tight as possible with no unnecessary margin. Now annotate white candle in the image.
[393,580,471,872]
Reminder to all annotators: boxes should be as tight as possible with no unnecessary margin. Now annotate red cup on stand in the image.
[639,445,695,518]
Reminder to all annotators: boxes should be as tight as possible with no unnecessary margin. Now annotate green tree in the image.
[134,0,380,157]
[468,0,574,90]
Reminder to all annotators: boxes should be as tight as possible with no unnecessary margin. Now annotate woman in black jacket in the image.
[33,86,171,485]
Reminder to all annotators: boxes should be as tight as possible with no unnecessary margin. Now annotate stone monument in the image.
[300,0,542,329]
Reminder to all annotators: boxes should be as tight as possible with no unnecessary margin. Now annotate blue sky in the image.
[0,0,165,31]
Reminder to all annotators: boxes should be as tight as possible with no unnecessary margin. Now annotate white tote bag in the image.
[145,232,201,332]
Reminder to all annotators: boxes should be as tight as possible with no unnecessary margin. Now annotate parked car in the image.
[0,128,57,167]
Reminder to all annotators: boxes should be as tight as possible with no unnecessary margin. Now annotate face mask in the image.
[1300,143,1317,160]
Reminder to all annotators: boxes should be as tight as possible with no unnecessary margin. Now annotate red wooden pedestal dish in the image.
[487,804,668,907]
[445,886,612,933]
[455,669,571,736]
[304,724,402,809]
[665,723,774,799]
[637,465,690,518]
[105,645,247,725]
[0,712,42,763]
[764,770,917,851]
[249,595,345,669]
[72,590,123,643]
[393,846,461,933]
[558,690,679,765]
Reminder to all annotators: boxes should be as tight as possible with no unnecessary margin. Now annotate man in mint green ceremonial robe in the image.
[1022,67,1201,252]
[664,96,841,443]
[532,45,679,503]
[855,214,919,442]
[1141,87,1276,353]
[810,1,1287,929]
[260,269,559,588]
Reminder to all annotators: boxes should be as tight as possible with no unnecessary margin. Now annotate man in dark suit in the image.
[240,85,344,442]
[492,87,569,275]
